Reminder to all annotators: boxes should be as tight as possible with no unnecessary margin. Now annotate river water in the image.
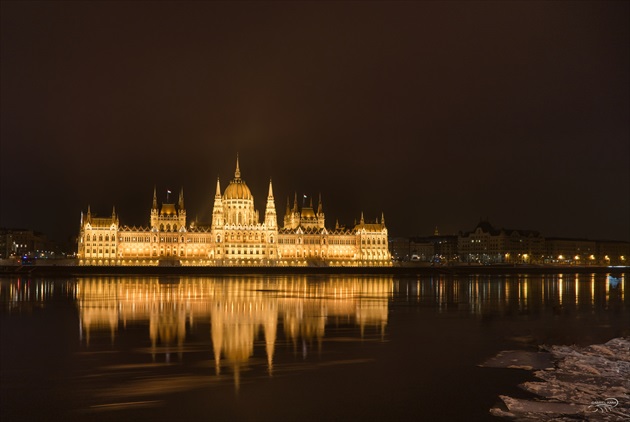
[1,272,627,421]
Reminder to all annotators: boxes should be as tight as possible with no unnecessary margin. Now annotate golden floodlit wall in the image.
[78,157,391,267]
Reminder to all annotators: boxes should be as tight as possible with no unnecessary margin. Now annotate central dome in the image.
[224,178,252,200]
[223,155,253,200]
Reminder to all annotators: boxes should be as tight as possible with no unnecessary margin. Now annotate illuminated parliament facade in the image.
[78,158,391,267]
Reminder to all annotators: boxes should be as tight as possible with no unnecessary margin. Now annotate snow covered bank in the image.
[482,337,630,421]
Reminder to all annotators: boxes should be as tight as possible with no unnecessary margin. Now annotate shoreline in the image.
[484,337,630,420]
[1,264,627,278]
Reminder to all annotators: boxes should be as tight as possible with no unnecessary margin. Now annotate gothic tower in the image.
[264,179,277,229]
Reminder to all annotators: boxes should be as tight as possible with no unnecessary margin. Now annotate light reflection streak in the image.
[397,273,627,318]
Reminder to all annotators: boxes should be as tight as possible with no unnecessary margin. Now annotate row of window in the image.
[84,234,113,242]
[86,232,386,247]
[361,238,385,245]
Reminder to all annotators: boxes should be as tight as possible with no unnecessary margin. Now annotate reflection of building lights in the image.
[558,255,564,260]
[574,255,580,261]
[622,256,626,261]
[589,255,595,260]
[605,255,610,261]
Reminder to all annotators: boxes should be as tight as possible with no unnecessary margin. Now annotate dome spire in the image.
[235,154,241,179]
[268,178,274,198]
[152,186,157,209]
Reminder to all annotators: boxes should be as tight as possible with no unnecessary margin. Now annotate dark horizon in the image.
[1,1,629,244]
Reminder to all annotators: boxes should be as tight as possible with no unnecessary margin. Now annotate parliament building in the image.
[78,157,391,267]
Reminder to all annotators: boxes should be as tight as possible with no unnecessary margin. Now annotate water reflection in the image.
[399,273,626,316]
[1,273,627,420]
[74,276,391,388]
[1,278,73,313]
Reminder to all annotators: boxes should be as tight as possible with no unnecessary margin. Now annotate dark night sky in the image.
[1,1,629,244]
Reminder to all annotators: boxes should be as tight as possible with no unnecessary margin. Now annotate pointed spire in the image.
[434,226,439,236]
[267,179,274,198]
[215,177,222,197]
[317,193,323,214]
[381,212,385,226]
[265,182,277,228]
[112,205,116,218]
[292,192,298,212]
[178,188,185,209]
[152,186,157,209]
[285,196,291,215]
[309,196,313,208]
[335,219,339,230]
[360,212,364,225]
[235,154,241,179]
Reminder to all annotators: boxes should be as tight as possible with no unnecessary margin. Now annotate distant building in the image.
[545,238,628,266]
[388,227,458,264]
[458,220,545,264]
[596,240,629,266]
[0,228,56,259]
[408,227,458,263]
[78,157,391,267]
[0,229,9,259]
[388,237,411,261]
[544,238,596,265]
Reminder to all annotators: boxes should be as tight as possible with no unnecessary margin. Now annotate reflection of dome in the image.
[160,203,176,215]
[224,179,252,200]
